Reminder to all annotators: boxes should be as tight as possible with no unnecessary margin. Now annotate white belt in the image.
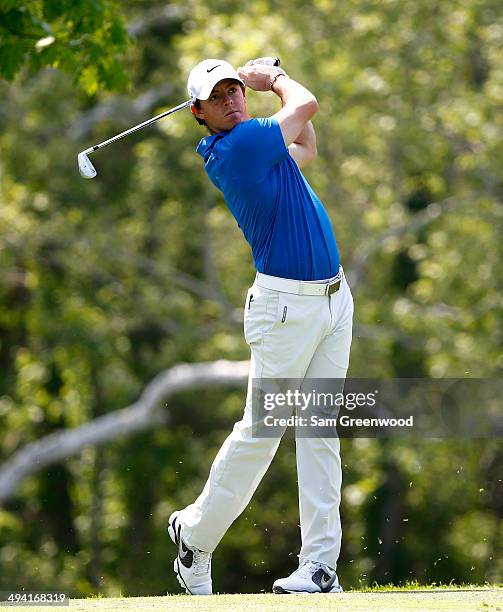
[255,268,343,296]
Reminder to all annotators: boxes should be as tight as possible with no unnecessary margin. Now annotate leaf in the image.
[0,42,27,80]
[108,16,126,46]
[79,64,99,95]
[42,0,64,22]
[0,0,21,13]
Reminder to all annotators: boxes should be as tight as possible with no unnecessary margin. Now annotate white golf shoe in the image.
[167,511,212,595]
[273,560,343,594]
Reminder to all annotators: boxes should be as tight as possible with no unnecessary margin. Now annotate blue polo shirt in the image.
[196,117,340,281]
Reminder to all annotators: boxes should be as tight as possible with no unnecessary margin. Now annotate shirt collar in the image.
[196,131,229,161]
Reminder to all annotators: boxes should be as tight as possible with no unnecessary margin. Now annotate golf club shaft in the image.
[78,57,281,178]
[84,98,194,155]
[84,59,279,155]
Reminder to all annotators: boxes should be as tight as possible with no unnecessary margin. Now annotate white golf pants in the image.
[179,270,353,570]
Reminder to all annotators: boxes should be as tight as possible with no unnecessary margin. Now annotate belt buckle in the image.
[326,279,341,295]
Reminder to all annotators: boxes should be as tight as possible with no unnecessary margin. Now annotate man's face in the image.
[192,79,249,134]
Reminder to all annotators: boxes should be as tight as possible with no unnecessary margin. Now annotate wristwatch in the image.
[270,72,288,91]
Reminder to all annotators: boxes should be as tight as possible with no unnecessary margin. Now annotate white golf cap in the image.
[187,59,245,101]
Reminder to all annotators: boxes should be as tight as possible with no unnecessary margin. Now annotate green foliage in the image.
[0,0,502,598]
[0,0,131,93]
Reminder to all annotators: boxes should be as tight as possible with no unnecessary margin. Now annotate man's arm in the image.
[237,64,319,168]
[287,119,317,169]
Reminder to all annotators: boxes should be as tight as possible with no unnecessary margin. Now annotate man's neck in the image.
[208,117,250,135]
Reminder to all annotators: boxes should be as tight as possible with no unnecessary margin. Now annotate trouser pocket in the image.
[243,284,280,345]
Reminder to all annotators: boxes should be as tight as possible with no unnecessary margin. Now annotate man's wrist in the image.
[270,72,288,92]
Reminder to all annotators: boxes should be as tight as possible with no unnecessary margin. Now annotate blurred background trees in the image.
[0,0,502,596]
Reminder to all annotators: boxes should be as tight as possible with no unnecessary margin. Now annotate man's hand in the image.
[237,64,286,92]
[238,57,319,167]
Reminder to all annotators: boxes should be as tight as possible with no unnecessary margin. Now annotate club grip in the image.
[247,57,280,67]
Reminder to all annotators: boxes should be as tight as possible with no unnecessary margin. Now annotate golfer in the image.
[168,58,354,595]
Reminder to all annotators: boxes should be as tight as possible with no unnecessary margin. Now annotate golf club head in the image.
[78,152,97,179]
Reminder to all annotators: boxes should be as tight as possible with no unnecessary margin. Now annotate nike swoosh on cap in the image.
[206,65,221,73]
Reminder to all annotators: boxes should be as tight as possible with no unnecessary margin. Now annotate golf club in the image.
[77,58,280,179]
[77,98,194,179]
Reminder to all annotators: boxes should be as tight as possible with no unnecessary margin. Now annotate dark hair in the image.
[193,99,206,126]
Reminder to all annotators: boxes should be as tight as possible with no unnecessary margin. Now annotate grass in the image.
[17,585,503,612]
[360,580,503,592]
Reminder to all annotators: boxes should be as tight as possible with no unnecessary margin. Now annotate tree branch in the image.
[127,5,186,38]
[68,6,190,140]
[69,84,177,140]
[0,360,249,505]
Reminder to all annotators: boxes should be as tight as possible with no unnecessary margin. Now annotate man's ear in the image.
[191,104,205,121]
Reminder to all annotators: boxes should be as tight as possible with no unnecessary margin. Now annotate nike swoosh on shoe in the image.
[179,540,193,568]
[319,570,338,592]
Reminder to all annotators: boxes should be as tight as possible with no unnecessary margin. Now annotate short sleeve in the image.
[223,117,288,181]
